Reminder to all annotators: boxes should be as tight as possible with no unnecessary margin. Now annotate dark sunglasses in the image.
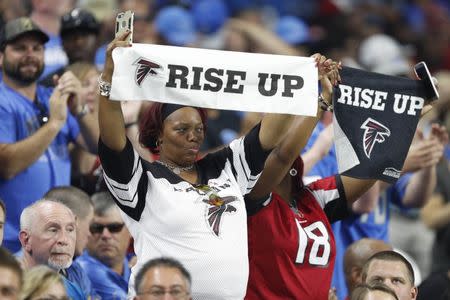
[89,222,125,234]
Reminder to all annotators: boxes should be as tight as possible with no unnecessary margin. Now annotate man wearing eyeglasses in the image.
[77,192,132,299]
[0,17,99,253]
[134,257,192,300]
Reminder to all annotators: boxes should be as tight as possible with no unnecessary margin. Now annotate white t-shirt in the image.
[99,125,269,300]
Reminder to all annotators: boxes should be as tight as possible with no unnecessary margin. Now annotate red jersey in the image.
[246,175,348,300]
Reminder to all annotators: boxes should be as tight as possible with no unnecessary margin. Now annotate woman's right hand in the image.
[103,30,132,83]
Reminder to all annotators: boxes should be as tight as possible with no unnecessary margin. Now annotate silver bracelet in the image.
[318,93,333,112]
[98,73,112,97]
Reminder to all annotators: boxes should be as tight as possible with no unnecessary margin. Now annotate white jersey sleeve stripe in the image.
[103,150,143,209]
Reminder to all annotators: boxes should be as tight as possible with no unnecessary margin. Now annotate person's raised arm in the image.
[0,88,69,179]
[249,55,338,199]
[98,31,131,152]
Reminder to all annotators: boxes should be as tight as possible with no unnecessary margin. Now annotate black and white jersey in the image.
[99,125,269,300]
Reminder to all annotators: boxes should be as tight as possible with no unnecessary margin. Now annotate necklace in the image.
[156,160,194,174]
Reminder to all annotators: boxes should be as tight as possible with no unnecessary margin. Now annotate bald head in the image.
[344,238,392,293]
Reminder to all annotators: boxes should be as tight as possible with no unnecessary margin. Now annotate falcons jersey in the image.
[246,175,348,300]
[99,125,269,300]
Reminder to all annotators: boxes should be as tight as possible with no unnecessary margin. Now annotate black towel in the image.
[333,66,431,183]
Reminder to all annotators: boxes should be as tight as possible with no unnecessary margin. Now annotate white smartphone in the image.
[414,61,439,101]
[115,10,134,43]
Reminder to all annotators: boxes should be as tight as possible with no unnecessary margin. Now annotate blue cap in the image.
[155,6,196,46]
[192,0,229,34]
[275,16,310,45]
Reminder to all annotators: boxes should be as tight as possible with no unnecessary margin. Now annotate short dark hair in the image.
[135,257,191,293]
[351,283,399,300]
[44,186,93,220]
[139,103,207,154]
[0,247,23,285]
[0,198,5,215]
[362,250,415,285]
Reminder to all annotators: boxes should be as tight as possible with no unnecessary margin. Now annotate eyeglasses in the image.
[137,288,189,299]
[89,222,125,234]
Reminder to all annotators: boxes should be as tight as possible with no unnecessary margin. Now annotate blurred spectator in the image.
[40,8,100,87]
[65,62,104,193]
[362,250,418,300]
[29,0,74,78]
[0,199,5,245]
[420,71,450,274]
[134,257,192,300]
[344,238,392,298]
[19,265,68,300]
[0,17,99,252]
[192,0,229,35]
[0,247,22,300]
[154,6,197,46]
[358,34,412,77]
[224,18,301,55]
[274,15,311,54]
[18,200,85,299]
[77,192,131,300]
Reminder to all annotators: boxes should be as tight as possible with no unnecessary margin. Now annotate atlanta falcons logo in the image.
[360,118,391,159]
[133,58,162,86]
[202,195,237,237]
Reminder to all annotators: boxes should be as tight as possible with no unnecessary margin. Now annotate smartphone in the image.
[414,61,439,101]
[115,10,134,43]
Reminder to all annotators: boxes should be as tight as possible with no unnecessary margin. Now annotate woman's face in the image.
[81,68,99,111]
[32,281,68,300]
[159,107,204,166]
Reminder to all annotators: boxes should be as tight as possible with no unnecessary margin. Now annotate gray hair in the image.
[20,199,74,231]
[91,192,117,216]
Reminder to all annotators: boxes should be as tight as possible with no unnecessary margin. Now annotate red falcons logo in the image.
[202,195,237,237]
[361,118,391,159]
[133,58,162,86]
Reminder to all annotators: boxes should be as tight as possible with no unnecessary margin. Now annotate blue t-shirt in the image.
[331,174,411,300]
[0,82,80,252]
[67,260,98,299]
[62,277,85,300]
[77,251,131,300]
[302,121,338,178]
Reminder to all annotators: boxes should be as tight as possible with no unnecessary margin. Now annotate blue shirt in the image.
[67,260,98,299]
[62,277,85,300]
[77,251,131,300]
[0,82,80,252]
[302,121,338,178]
[332,174,411,300]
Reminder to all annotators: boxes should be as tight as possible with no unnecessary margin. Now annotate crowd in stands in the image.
[0,0,449,299]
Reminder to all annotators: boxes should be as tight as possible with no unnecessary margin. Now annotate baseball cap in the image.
[359,34,410,76]
[155,6,196,46]
[275,16,310,46]
[192,0,229,34]
[60,8,100,37]
[0,17,49,50]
